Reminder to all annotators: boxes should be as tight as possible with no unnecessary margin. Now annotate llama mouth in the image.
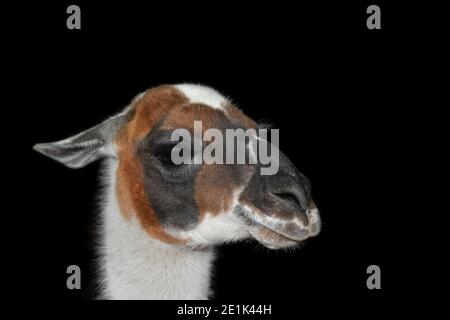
[234,204,320,249]
[249,224,309,249]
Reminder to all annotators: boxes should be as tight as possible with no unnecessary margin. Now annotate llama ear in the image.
[33,113,127,169]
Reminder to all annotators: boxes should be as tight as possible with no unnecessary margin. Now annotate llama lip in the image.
[236,204,320,248]
[249,225,302,249]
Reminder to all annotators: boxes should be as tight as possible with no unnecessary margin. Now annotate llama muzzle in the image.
[237,149,321,249]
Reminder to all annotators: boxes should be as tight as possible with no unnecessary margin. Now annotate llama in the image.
[33,84,321,300]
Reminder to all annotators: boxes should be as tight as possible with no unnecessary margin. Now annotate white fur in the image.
[98,160,215,300]
[182,212,249,247]
[170,188,250,247]
[175,84,227,110]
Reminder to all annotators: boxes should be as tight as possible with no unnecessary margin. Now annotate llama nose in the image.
[264,150,312,216]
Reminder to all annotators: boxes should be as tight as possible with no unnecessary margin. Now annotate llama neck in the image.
[99,160,215,300]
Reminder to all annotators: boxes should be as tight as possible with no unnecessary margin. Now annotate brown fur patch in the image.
[224,104,257,129]
[115,85,188,244]
[161,103,227,132]
[194,164,237,219]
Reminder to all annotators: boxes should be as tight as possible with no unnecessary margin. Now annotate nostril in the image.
[273,192,303,210]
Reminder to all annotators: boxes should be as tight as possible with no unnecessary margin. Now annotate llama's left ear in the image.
[33,113,127,169]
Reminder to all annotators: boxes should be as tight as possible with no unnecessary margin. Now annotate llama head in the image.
[34,84,320,249]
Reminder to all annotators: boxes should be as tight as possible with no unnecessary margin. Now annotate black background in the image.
[6,0,441,316]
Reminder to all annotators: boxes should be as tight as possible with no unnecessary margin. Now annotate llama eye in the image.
[155,144,181,167]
